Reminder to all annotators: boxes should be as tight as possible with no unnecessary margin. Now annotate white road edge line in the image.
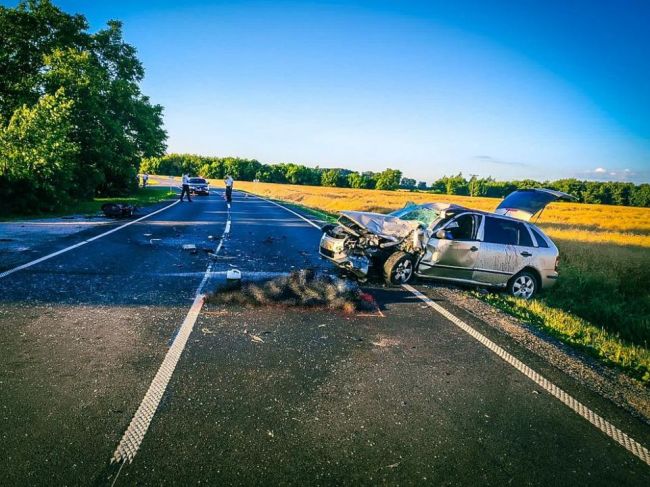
[402,283,650,467]
[0,199,181,280]
[250,192,650,466]
[245,191,322,230]
[110,206,231,466]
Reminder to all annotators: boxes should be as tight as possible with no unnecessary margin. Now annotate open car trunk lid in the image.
[339,211,420,240]
[494,188,577,221]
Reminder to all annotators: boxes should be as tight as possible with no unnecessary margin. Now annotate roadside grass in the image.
[0,187,176,221]
[227,180,650,383]
[475,293,650,383]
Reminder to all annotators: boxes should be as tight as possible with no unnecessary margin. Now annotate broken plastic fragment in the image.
[226,269,242,280]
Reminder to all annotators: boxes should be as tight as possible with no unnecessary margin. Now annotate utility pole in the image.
[469,174,479,197]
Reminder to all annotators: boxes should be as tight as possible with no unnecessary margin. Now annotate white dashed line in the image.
[110,204,231,466]
[403,283,650,467]
[0,200,180,280]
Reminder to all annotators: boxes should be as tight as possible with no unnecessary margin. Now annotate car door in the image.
[418,213,482,281]
[473,216,533,286]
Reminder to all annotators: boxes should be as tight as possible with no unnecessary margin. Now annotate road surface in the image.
[0,189,648,485]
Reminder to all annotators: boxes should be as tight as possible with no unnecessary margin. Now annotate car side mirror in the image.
[435,229,447,239]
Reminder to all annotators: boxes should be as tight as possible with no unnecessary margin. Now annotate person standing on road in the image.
[180,173,192,202]
[142,173,149,188]
[224,175,234,203]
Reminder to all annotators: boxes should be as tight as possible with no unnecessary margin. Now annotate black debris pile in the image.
[101,203,137,218]
[206,269,376,313]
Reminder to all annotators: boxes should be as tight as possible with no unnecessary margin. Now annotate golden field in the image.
[234,181,650,248]
[229,180,650,381]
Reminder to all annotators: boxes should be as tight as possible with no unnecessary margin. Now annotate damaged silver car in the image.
[319,188,576,299]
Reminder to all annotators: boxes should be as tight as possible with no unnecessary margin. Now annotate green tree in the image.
[400,177,416,189]
[437,173,468,195]
[0,0,89,120]
[0,88,78,212]
[321,169,341,187]
[631,184,650,207]
[375,169,402,190]
[0,1,166,207]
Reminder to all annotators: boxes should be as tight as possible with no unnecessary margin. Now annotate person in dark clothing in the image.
[180,173,192,202]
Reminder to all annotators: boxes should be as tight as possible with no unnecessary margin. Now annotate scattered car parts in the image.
[101,203,137,218]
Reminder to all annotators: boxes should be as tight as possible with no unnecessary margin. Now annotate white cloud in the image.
[594,167,606,173]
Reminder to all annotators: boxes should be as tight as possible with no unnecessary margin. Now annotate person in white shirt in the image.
[224,175,234,203]
[180,173,192,202]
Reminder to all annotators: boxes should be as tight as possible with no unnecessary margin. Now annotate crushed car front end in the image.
[319,209,432,280]
[319,224,372,279]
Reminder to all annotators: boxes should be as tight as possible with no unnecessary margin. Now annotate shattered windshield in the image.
[389,206,441,227]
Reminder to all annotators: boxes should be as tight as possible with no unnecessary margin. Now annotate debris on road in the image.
[371,336,400,348]
[206,269,376,313]
[226,269,242,281]
[101,203,137,218]
[249,333,264,343]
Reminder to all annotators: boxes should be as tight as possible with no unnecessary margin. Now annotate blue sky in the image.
[5,0,650,183]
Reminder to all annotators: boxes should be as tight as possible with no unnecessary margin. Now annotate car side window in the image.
[445,214,478,241]
[530,227,549,248]
[484,217,518,245]
[484,217,534,246]
[518,224,534,247]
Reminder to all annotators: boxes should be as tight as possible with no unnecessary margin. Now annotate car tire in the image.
[507,270,538,300]
[383,251,415,285]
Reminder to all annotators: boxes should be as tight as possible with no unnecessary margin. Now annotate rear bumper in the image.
[540,271,559,289]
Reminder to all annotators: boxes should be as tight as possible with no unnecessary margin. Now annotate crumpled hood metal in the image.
[339,211,421,240]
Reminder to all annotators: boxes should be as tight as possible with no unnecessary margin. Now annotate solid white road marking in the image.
[0,200,180,280]
[402,283,650,467]
[261,193,650,466]
[245,191,322,230]
[111,205,231,466]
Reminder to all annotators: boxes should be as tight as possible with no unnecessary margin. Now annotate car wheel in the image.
[508,271,538,299]
[383,251,414,285]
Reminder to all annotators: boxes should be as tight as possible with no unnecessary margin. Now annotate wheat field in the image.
[229,181,650,376]
[234,181,650,248]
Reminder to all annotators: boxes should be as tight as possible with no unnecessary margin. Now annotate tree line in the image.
[0,0,166,215]
[141,154,404,190]
[409,173,650,207]
[143,154,650,207]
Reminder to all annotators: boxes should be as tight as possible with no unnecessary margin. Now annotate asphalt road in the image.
[1,189,649,485]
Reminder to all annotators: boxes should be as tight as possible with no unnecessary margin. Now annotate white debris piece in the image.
[182,244,197,251]
[226,268,241,280]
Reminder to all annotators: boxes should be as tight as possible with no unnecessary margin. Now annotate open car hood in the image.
[339,211,420,240]
[494,188,577,221]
